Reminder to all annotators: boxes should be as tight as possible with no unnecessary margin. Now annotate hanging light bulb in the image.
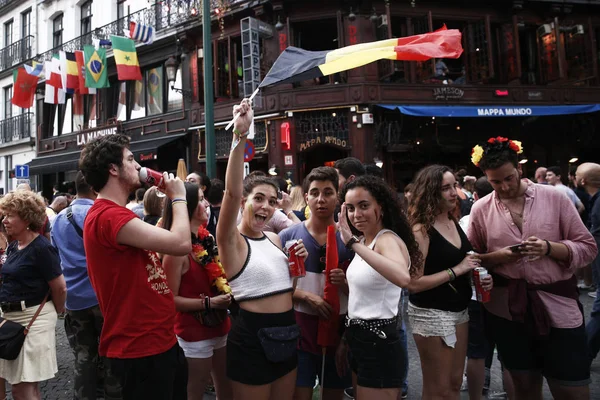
[370,8,378,23]
[348,7,356,21]
[275,15,284,31]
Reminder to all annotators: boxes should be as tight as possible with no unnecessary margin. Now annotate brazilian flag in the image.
[84,45,109,88]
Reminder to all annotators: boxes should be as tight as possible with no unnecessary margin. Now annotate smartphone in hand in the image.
[509,244,524,253]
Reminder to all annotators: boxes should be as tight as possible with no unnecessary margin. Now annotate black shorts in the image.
[226,308,297,385]
[467,300,490,359]
[346,322,405,389]
[485,310,590,386]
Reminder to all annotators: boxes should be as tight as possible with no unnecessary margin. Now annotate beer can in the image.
[139,167,166,192]
[285,240,306,278]
[473,267,491,303]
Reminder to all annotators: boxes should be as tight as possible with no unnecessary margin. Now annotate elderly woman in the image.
[0,190,66,400]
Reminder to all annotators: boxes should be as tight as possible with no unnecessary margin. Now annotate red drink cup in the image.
[473,267,491,303]
[139,167,166,193]
[285,240,306,278]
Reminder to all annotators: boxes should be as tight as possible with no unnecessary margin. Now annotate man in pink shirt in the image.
[467,137,597,400]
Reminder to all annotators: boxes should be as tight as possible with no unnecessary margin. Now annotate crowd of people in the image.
[0,99,598,400]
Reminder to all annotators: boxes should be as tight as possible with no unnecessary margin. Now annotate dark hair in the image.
[477,139,520,171]
[161,182,199,231]
[242,175,279,198]
[340,175,423,277]
[207,178,224,205]
[192,172,211,193]
[569,165,578,177]
[455,168,467,185]
[303,166,339,193]
[247,170,266,179]
[547,166,562,178]
[75,171,93,196]
[474,176,493,198]
[135,188,146,201]
[273,176,288,193]
[79,134,131,192]
[364,164,384,179]
[408,165,454,234]
[333,157,365,180]
[404,183,414,194]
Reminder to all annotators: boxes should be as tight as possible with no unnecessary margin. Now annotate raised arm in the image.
[217,100,254,250]
[117,174,191,256]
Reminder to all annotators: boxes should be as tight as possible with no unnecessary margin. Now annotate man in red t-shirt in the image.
[79,134,192,400]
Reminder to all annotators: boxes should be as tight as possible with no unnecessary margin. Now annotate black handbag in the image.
[257,324,300,363]
[0,292,50,360]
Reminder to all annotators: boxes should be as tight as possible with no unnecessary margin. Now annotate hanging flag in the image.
[317,225,341,349]
[129,21,155,45]
[73,93,84,131]
[74,50,96,95]
[132,80,143,111]
[84,45,109,88]
[59,51,69,94]
[147,68,162,114]
[11,68,39,108]
[111,35,142,80]
[12,63,44,83]
[116,82,127,120]
[64,52,79,93]
[259,25,463,88]
[44,59,66,105]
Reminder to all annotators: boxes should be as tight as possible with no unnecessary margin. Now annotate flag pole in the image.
[203,0,216,178]
[319,347,326,400]
[224,87,259,131]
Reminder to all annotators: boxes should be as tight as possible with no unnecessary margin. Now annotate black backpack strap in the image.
[66,206,84,238]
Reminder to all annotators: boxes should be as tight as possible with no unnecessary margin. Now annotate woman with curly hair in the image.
[406,164,491,400]
[337,175,421,400]
[0,190,66,400]
[162,182,233,400]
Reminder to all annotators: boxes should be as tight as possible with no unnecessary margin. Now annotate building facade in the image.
[24,0,600,198]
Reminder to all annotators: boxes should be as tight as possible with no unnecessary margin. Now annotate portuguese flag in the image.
[111,35,142,81]
[259,25,463,88]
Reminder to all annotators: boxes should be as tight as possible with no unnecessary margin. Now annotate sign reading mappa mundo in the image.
[476,107,533,116]
[77,127,117,146]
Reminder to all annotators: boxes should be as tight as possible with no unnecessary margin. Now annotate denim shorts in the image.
[345,323,405,388]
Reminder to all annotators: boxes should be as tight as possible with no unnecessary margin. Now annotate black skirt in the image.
[226,308,297,385]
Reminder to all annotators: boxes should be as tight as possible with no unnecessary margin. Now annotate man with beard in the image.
[467,138,597,400]
[577,163,600,360]
[79,134,192,400]
[279,166,352,400]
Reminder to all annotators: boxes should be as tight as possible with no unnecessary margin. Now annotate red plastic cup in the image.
[473,267,491,303]
[286,240,306,278]
[139,167,166,193]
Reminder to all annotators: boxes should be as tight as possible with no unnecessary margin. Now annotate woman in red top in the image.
[163,182,233,400]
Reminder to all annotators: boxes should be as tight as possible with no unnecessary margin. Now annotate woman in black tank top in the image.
[406,165,483,400]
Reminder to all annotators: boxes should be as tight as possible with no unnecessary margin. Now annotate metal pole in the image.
[203,0,216,178]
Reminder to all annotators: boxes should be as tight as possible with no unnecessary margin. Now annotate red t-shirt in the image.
[84,199,176,358]
[174,255,231,342]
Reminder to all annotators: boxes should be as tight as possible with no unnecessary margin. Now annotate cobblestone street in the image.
[5,292,600,399]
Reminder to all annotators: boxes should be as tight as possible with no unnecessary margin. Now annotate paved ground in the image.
[5,291,600,399]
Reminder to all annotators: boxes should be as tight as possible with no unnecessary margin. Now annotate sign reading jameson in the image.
[77,126,117,146]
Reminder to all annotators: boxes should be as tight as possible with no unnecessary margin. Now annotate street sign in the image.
[284,155,293,166]
[15,164,29,179]
[244,140,255,162]
[16,179,30,186]
[243,162,250,178]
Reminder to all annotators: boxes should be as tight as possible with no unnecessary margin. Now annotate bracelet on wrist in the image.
[545,240,552,256]
[233,128,249,138]
[447,268,456,282]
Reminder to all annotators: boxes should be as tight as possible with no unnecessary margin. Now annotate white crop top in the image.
[227,234,293,302]
[347,229,408,320]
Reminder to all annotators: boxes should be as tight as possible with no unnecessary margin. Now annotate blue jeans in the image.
[398,289,409,393]
[587,259,600,361]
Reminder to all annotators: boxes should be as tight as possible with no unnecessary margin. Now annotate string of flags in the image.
[11,20,156,109]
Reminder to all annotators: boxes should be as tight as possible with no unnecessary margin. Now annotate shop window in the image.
[130,80,146,119]
[216,40,229,99]
[116,82,127,121]
[167,68,183,111]
[214,36,245,100]
[563,23,594,84]
[383,17,408,83]
[519,25,540,85]
[495,22,520,84]
[538,24,560,83]
[292,18,339,85]
[465,19,489,83]
[146,67,163,115]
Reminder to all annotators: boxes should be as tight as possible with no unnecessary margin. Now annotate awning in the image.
[28,151,81,175]
[378,104,600,117]
[27,133,187,175]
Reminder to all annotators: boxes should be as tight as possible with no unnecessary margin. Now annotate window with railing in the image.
[3,85,11,119]
[53,14,63,48]
[214,36,244,100]
[81,1,93,36]
[4,19,12,48]
[381,16,408,83]
[21,10,30,38]
[411,14,433,83]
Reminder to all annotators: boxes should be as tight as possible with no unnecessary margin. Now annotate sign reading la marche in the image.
[77,127,117,146]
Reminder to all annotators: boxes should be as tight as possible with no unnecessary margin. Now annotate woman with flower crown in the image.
[162,182,233,400]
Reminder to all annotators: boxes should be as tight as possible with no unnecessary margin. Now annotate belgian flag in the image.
[259,25,463,88]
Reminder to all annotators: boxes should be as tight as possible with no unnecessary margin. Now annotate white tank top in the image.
[347,229,408,320]
[227,234,293,302]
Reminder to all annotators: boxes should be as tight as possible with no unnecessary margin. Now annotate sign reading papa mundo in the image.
[77,126,117,146]
[299,135,348,151]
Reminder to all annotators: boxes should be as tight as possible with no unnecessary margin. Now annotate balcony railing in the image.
[0,36,33,72]
[0,113,32,144]
[35,0,246,63]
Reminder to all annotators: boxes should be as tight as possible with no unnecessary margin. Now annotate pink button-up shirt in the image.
[467,179,597,328]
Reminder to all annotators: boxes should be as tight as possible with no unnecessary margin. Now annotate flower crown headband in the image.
[471,136,523,167]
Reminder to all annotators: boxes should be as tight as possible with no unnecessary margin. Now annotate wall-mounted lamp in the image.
[569,157,579,163]
[348,7,356,21]
[165,56,193,99]
[275,16,284,31]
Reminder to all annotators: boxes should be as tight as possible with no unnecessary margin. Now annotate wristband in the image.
[544,240,552,256]
[447,268,456,282]
[204,296,210,310]
[233,128,249,138]
[171,198,186,203]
